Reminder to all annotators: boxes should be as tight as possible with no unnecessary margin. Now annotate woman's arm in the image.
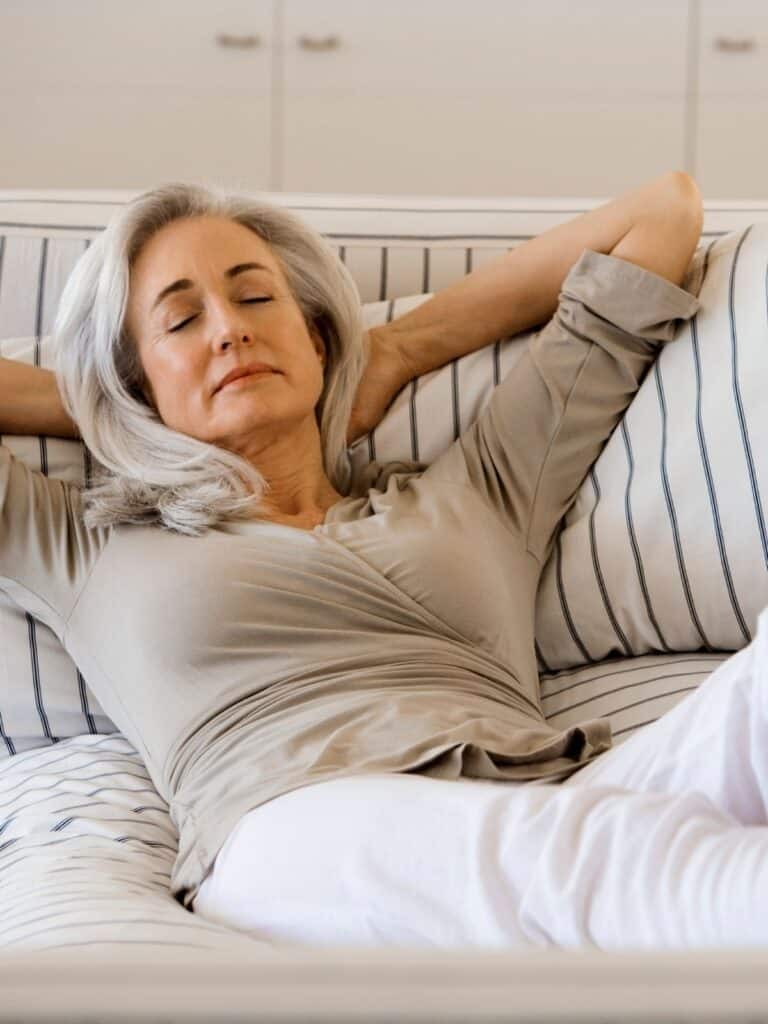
[377,170,703,380]
[0,358,80,438]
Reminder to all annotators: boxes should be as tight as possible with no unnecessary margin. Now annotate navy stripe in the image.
[0,833,178,861]
[609,696,699,738]
[379,246,388,301]
[0,770,154,811]
[0,707,13,757]
[541,653,724,698]
[543,669,711,717]
[0,757,143,786]
[48,815,173,835]
[620,420,671,652]
[76,666,98,735]
[409,378,420,461]
[549,685,700,726]
[2,781,160,819]
[728,226,768,565]
[654,360,711,648]
[691,240,751,644]
[554,530,592,663]
[0,733,132,770]
[587,467,634,657]
[36,239,49,476]
[451,359,461,440]
[27,614,55,744]
[34,237,47,349]
[37,434,48,476]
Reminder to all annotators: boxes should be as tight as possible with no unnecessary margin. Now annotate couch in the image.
[1,188,767,1022]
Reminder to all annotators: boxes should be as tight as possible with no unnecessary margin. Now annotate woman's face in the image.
[124,215,326,456]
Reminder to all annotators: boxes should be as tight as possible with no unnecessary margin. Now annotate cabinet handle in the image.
[713,36,757,53]
[298,34,341,51]
[216,33,263,49]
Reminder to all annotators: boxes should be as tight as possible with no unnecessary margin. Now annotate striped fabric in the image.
[539,652,727,744]
[0,733,268,952]
[535,222,768,669]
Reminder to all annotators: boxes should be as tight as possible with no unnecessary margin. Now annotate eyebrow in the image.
[150,262,273,312]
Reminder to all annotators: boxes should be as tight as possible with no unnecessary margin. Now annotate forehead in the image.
[130,215,281,298]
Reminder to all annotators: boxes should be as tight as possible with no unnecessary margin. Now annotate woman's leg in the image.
[561,610,768,826]
[193,770,768,950]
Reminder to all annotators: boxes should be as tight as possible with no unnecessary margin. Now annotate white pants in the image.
[193,632,768,951]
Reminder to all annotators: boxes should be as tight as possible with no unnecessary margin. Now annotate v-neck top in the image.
[0,250,700,910]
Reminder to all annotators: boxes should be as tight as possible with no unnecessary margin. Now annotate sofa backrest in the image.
[3,189,767,337]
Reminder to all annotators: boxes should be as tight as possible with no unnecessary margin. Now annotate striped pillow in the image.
[0,337,114,759]
[535,223,768,669]
[0,733,269,952]
[539,651,726,745]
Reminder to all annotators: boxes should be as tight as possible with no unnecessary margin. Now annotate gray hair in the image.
[53,182,368,536]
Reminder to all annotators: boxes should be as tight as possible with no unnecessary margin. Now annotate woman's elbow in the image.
[663,170,704,231]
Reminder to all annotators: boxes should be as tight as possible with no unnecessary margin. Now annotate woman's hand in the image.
[345,328,414,447]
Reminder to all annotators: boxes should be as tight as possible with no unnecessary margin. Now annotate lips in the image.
[214,362,276,395]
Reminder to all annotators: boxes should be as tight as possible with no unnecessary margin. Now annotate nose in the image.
[211,306,254,352]
[217,329,252,352]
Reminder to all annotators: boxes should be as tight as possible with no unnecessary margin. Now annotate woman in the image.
[4,171,765,950]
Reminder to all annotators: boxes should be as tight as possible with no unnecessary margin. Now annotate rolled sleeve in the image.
[433,248,701,563]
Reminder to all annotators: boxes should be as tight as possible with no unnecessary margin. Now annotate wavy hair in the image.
[53,182,368,536]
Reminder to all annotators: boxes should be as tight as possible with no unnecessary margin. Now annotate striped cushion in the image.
[540,652,727,745]
[0,734,268,952]
[0,340,110,758]
[535,223,768,669]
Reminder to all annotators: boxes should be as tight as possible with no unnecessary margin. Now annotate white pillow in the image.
[534,224,768,669]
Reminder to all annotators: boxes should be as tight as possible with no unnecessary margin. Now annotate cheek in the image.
[146,353,204,412]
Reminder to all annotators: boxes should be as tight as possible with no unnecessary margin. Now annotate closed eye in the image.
[168,298,272,333]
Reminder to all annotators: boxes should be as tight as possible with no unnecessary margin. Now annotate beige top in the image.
[0,250,700,910]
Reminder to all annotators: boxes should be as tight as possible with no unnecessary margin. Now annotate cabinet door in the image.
[696,1,768,198]
[0,0,273,190]
[281,0,688,197]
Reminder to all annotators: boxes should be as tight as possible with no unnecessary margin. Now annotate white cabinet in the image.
[281,0,689,197]
[696,0,768,198]
[1,1,767,197]
[0,0,273,190]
